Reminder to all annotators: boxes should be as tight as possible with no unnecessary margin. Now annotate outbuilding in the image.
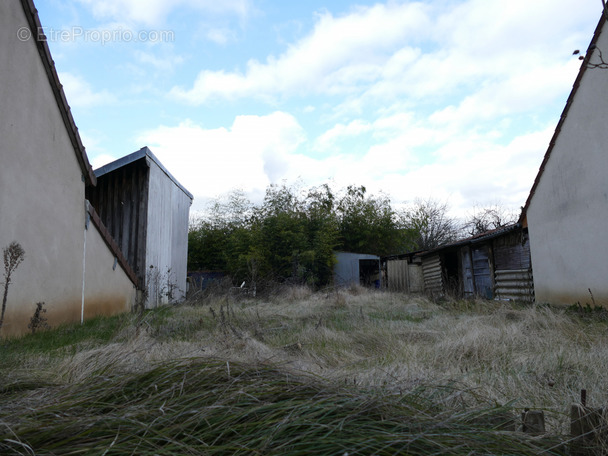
[86,147,193,307]
[334,252,382,288]
[388,225,533,302]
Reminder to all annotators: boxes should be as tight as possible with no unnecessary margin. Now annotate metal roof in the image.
[94,146,194,200]
[382,224,523,261]
[418,223,522,257]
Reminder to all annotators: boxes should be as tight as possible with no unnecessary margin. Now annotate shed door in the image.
[461,246,474,297]
[472,245,492,298]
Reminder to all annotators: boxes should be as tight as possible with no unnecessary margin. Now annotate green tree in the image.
[336,185,413,256]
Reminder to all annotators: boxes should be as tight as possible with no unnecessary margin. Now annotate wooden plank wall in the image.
[86,159,149,285]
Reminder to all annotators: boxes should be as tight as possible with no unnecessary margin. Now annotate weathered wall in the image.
[387,260,409,292]
[386,259,423,293]
[145,158,191,306]
[86,159,149,284]
[334,252,380,288]
[421,255,442,297]
[84,217,136,319]
[0,1,136,336]
[527,18,608,307]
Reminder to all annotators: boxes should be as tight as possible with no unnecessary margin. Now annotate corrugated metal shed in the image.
[422,255,443,297]
[86,147,193,307]
[334,252,381,288]
[493,230,534,302]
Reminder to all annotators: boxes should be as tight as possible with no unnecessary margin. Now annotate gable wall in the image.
[527,17,608,306]
[0,1,135,336]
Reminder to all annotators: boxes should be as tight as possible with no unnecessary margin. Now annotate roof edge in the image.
[418,223,523,257]
[519,7,608,223]
[19,0,96,187]
[95,146,194,200]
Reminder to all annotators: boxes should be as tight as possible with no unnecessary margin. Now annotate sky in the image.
[36,0,602,218]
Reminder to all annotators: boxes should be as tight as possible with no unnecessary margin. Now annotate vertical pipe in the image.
[81,221,86,325]
[82,201,91,325]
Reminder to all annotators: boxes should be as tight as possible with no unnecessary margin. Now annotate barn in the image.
[86,147,193,307]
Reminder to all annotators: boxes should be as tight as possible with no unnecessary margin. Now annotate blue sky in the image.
[37,0,601,216]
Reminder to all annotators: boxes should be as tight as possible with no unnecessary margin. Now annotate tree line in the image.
[188,183,517,288]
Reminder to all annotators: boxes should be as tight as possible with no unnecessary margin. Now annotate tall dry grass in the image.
[1,287,607,453]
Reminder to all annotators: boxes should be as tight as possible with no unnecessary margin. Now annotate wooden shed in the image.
[86,147,193,307]
[383,252,424,293]
[417,225,534,302]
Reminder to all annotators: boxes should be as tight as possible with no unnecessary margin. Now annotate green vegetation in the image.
[2,289,608,454]
[188,184,458,288]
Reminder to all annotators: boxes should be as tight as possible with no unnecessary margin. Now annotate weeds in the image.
[0,241,25,331]
[0,358,566,455]
[27,302,49,334]
[2,289,608,454]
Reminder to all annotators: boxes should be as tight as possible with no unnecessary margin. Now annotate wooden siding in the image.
[86,159,149,285]
[386,259,424,293]
[472,245,493,298]
[493,231,531,270]
[408,262,424,293]
[461,246,475,297]
[387,259,408,292]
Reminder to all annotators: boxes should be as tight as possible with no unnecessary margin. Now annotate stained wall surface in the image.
[526,16,608,306]
[0,0,136,336]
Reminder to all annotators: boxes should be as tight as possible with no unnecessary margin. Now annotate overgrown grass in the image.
[0,358,566,455]
[1,288,607,454]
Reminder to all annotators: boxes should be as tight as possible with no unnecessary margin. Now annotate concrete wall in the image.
[0,1,136,336]
[527,18,608,306]
[83,215,136,320]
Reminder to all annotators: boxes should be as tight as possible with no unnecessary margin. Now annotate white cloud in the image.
[170,2,431,103]
[58,72,116,108]
[76,0,252,26]
[170,0,598,108]
[72,0,601,222]
[205,28,236,45]
[315,119,372,151]
[134,50,185,70]
[137,112,306,209]
[132,104,556,219]
[91,153,120,169]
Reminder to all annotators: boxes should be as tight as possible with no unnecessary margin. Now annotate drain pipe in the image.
[82,201,91,324]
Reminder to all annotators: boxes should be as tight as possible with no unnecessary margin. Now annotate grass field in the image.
[1,287,607,454]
